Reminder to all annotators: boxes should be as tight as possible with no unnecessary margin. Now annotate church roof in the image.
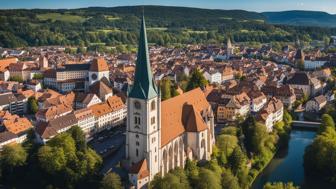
[128,16,158,100]
[89,57,109,72]
[161,88,210,147]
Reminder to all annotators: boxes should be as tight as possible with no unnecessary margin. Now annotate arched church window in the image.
[151,100,156,111]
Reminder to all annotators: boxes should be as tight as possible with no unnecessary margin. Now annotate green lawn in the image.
[37,13,86,22]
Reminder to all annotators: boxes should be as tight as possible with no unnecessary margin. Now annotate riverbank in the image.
[251,130,317,189]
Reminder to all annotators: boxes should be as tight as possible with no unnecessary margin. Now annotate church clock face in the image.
[91,73,97,80]
[134,101,141,110]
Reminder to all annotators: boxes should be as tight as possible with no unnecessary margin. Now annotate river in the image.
[252,129,335,189]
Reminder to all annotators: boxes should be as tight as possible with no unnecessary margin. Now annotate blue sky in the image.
[0,0,335,14]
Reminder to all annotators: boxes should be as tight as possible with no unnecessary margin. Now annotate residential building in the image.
[305,95,327,112]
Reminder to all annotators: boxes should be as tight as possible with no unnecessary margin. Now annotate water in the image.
[252,130,335,189]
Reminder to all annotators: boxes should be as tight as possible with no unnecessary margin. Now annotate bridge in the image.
[292,120,321,130]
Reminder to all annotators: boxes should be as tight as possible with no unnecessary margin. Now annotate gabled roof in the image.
[129,159,149,179]
[128,16,158,100]
[89,81,113,98]
[89,57,109,72]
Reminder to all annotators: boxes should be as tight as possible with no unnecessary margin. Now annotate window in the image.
[152,137,156,143]
[151,101,156,111]
[136,149,139,156]
[136,141,140,146]
[136,134,139,138]
[151,117,155,125]
[134,116,140,125]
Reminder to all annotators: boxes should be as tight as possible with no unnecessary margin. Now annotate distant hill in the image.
[263,11,336,27]
[1,5,336,48]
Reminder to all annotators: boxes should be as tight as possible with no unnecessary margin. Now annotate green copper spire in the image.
[128,16,158,100]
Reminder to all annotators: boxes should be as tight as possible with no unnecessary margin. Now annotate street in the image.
[88,125,127,177]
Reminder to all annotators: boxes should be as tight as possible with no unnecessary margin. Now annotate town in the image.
[1,10,336,189]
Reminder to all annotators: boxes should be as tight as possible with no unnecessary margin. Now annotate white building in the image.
[203,70,222,84]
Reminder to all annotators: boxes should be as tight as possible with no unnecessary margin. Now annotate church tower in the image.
[226,37,234,59]
[89,57,110,86]
[126,16,161,182]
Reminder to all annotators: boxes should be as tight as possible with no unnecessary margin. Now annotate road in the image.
[88,125,127,178]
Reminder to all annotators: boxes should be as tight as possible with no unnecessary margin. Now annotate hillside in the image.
[263,11,336,28]
[0,6,335,49]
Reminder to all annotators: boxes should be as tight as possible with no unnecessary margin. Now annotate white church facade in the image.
[125,16,215,189]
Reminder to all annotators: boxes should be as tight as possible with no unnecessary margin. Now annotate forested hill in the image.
[0,5,335,49]
[263,11,336,28]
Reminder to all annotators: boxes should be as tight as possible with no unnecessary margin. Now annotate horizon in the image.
[0,0,335,14]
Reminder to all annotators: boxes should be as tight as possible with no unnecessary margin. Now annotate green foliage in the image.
[1,144,27,168]
[220,126,239,136]
[161,78,172,101]
[283,110,293,126]
[216,134,239,162]
[101,172,123,189]
[186,69,208,91]
[32,73,44,80]
[263,182,299,189]
[319,114,335,134]
[9,76,23,82]
[229,147,247,175]
[151,168,190,189]
[221,168,240,189]
[195,168,221,189]
[0,128,102,189]
[28,96,39,114]
[304,117,336,183]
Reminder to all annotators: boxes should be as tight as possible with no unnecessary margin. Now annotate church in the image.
[125,16,215,189]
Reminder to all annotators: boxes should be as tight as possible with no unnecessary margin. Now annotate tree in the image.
[28,96,38,114]
[221,168,240,189]
[185,159,199,184]
[304,126,336,182]
[9,76,23,83]
[216,134,239,161]
[283,110,292,126]
[229,147,247,175]
[101,172,123,189]
[263,182,299,189]
[160,78,172,101]
[195,168,221,189]
[1,144,27,168]
[186,69,208,91]
[32,73,44,80]
[319,114,335,134]
[69,126,87,151]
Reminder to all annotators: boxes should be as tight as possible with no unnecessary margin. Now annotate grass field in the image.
[37,13,86,22]
[104,15,121,21]
[147,27,168,31]
[185,29,208,34]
